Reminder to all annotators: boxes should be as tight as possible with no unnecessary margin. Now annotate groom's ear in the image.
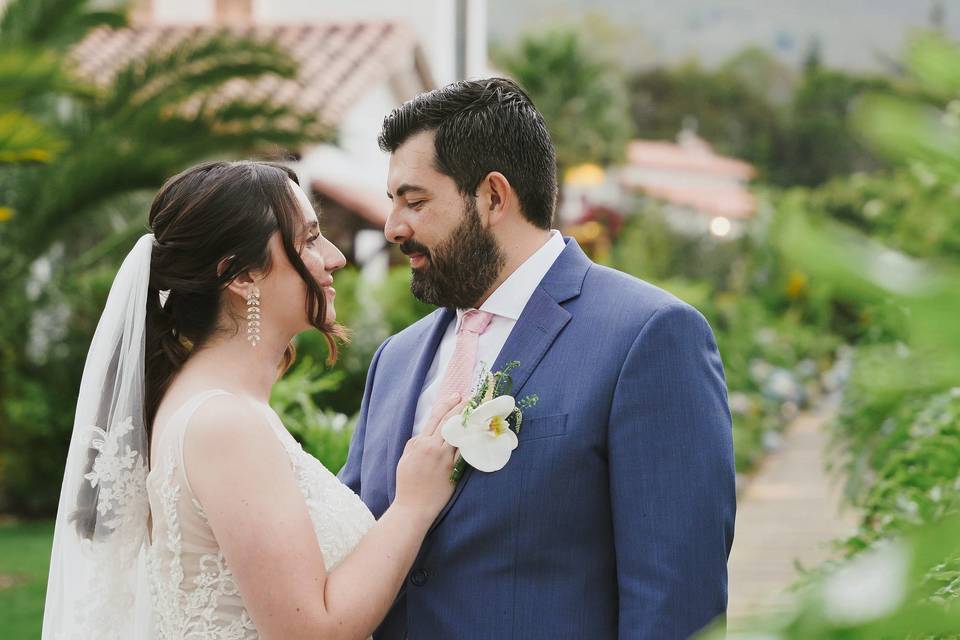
[477,171,513,227]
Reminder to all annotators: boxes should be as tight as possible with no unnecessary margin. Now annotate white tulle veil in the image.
[42,233,156,639]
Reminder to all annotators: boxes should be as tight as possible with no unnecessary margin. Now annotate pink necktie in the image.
[436,309,494,403]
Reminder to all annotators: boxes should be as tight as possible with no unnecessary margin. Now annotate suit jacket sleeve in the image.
[608,302,736,639]
[338,337,391,494]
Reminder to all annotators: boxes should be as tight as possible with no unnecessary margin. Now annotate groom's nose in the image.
[384,209,411,245]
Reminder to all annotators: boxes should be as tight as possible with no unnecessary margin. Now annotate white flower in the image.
[441,395,518,472]
[821,541,909,625]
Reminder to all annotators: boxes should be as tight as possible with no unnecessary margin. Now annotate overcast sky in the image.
[487,0,960,72]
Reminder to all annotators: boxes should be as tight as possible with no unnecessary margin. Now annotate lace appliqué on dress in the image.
[61,417,149,640]
[276,434,376,571]
[147,446,258,640]
[145,401,375,639]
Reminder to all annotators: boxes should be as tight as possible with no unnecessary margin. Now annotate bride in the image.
[42,160,462,639]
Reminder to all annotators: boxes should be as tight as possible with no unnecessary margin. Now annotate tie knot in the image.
[460,309,493,335]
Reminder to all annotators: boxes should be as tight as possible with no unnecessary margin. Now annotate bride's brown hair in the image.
[144,160,344,435]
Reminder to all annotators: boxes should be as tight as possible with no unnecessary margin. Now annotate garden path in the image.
[726,409,859,630]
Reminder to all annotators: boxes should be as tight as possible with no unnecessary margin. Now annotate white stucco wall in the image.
[148,0,215,22]
[298,81,395,193]
[145,0,488,85]
[256,0,458,85]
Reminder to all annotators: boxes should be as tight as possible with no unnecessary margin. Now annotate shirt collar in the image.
[456,230,566,328]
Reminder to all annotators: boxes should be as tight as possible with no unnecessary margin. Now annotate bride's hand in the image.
[393,393,464,524]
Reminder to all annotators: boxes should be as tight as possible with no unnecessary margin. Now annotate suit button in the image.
[410,568,428,586]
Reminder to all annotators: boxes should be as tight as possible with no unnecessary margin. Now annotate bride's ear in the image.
[218,256,259,300]
[225,273,257,300]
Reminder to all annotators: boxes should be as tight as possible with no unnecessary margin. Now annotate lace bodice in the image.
[145,389,375,639]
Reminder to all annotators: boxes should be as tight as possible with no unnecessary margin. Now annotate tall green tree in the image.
[494,28,632,173]
[776,66,893,186]
[627,60,785,181]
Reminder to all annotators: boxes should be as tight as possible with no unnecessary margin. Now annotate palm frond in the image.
[10,33,329,260]
[0,0,127,49]
[0,47,90,105]
[0,110,64,163]
[98,32,299,118]
[20,102,322,242]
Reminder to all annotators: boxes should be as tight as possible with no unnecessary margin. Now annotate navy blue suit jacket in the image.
[339,238,736,639]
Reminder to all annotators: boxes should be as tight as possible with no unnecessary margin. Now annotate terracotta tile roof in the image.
[70,21,430,132]
[622,133,757,219]
[312,177,388,227]
[629,182,757,219]
[627,137,756,180]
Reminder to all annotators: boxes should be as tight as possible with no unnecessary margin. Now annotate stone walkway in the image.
[726,409,859,630]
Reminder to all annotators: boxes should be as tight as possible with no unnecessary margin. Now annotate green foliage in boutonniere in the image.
[442,360,539,483]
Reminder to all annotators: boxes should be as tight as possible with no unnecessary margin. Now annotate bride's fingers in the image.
[427,396,467,438]
[441,441,458,457]
[432,401,470,440]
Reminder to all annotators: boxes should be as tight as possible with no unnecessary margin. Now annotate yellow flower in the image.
[0,207,13,222]
[786,270,808,300]
[488,415,508,437]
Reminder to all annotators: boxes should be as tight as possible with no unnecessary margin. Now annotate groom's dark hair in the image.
[378,77,557,230]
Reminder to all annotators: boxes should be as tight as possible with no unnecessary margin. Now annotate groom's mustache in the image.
[400,240,430,258]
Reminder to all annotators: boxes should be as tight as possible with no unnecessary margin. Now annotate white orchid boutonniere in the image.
[441,361,538,482]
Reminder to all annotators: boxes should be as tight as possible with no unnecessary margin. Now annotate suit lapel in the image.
[426,238,591,535]
[488,288,571,398]
[385,307,455,501]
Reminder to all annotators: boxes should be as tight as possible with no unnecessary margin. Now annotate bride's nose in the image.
[323,237,347,273]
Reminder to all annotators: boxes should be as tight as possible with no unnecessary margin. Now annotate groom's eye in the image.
[408,200,425,210]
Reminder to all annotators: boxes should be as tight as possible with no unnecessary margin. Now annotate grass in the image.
[0,519,53,639]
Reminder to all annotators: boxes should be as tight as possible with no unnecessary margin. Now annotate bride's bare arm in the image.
[185,395,459,640]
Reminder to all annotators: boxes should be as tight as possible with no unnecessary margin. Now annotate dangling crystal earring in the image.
[246,286,261,347]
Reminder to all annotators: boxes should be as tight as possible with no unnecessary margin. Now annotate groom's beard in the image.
[404,198,505,309]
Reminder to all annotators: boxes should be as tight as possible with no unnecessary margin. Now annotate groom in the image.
[339,78,736,639]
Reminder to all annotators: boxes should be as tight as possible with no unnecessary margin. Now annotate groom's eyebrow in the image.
[388,184,428,200]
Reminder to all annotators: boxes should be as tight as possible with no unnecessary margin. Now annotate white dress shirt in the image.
[411,230,566,435]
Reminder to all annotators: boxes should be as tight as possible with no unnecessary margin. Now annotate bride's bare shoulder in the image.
[177,392,288,484]
[185,393,272,448]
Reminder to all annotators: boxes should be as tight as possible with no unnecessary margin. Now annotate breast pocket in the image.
[517,413,568,442]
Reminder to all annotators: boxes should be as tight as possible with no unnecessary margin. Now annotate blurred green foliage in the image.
[0,519,55,639]
[493,28,633,171]
[628,47,895,186]
[793,167,960,261]
[707,31,960,639]
[0,0,327,514]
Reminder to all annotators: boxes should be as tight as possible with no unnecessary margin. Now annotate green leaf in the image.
[0,0,127,49]
[905,33,960,100]
[0,47,85,105]
[0,110,63,163]
[854,93,960,182]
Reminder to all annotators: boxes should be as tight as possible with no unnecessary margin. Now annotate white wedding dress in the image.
[145,389,376,639]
